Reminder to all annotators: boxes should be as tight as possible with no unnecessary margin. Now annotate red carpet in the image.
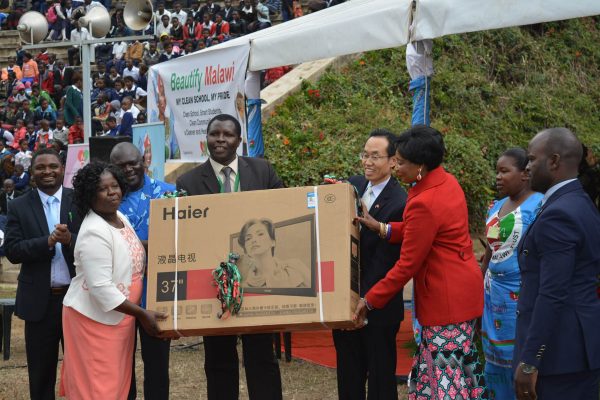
[287,310,415,378]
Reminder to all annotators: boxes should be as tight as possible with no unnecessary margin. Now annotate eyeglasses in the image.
[359,152,390,162]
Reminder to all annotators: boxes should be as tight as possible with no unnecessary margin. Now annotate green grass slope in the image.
[263,18,600,228]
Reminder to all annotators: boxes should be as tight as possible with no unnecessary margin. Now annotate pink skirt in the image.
[59,278,142,400]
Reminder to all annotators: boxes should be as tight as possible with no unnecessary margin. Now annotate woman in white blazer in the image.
[59,162,166,400]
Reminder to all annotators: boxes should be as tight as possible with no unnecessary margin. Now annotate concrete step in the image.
[0,31,20,39]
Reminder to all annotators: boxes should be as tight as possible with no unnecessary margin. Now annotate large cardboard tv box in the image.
[146,183,360,336]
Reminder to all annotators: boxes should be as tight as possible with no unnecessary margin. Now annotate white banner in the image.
[147,43,250,162]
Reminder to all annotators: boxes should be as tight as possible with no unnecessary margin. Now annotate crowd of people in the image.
[0,0,333,186]
[1,112,598,400]
[0,3,598,398]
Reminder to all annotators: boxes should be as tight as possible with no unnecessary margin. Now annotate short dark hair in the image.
[72,162,128,217]
[207,113,242,137]
[238,219,275,256]
[395,125,445,170]
[32,148,61,168]
[541,127,583,167]
[368,129,397,157]
[501,147,528,171]
[123,75,134,82]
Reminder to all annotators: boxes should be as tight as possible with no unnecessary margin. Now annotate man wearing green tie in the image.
[176,114,284,400]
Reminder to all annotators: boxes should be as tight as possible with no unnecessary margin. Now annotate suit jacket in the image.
[348,175,407,326]
[0,189,22,215]
[53,66,74,88]
[9,172,29,193]
[3,188,80,321]
[176,156,283,195]
[514,180,600,375]
[365,167,484,326]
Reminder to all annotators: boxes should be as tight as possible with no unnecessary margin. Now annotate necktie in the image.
[362,186,375,210]
[222,166,233,193]
[47,196,63,259]
[534,201,543,216]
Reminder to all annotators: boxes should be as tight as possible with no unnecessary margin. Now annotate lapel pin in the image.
[374,204,379,209]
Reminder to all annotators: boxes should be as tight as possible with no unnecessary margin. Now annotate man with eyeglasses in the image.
[332,129,408,400]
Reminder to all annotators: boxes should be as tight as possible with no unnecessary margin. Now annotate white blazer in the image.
[63,210,145,325]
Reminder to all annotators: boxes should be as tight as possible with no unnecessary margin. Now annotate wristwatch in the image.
[519,362,538,374]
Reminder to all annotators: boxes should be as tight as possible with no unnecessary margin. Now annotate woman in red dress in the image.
[355,125,487,399]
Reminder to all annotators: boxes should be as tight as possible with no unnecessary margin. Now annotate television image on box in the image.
[230,214,317,297]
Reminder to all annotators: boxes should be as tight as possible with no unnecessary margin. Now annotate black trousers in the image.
[128,320,171,400]
[536,368,600,400]
[24,293,65,400]
[203,333,282,400]
[332,323,401,400]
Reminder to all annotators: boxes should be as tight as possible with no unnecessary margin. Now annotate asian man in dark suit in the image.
[3,148,79,400]
[514,128,600,400]
[332,129,407,400]
[176,113,283,400]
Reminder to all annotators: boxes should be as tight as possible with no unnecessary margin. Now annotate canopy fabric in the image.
[248,0,412,71]
[412,0,600,40]
[166,0,600,71]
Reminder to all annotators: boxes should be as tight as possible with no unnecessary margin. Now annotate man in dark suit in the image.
[3,148,79,400]
[177,113,283,400]
[514,128,600,400]
[332,129,407,400]
[53,60,74,99]
[0,178,22,215]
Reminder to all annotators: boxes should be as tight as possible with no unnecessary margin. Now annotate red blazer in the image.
[210,21,230,37]
[365,166,483,326]
[183,23,202,40]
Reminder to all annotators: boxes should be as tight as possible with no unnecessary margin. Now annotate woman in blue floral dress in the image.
[481,148,543,400]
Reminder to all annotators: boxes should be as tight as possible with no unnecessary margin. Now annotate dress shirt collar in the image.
[209,156,239,180]
[365,176,391,200]
[38,186,63,205]
[541,178,577,206]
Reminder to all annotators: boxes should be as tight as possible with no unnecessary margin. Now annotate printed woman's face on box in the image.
[244,223,275,258]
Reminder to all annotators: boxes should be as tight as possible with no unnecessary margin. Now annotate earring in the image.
[416,167,423,182]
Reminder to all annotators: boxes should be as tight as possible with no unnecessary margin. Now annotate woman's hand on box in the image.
[353,202,380,233]
[140,309,168,337]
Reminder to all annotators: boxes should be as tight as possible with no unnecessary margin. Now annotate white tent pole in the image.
[81,44,93,142]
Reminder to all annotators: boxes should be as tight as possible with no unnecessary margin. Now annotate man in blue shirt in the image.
[110,142,175,400]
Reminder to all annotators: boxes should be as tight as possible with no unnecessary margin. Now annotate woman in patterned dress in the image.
[355,126,488,399]
[481,148,543,399]
[60,163,166,399]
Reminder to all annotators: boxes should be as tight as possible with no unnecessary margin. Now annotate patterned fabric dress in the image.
[408,320,488,400]
[482,193,543,400]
